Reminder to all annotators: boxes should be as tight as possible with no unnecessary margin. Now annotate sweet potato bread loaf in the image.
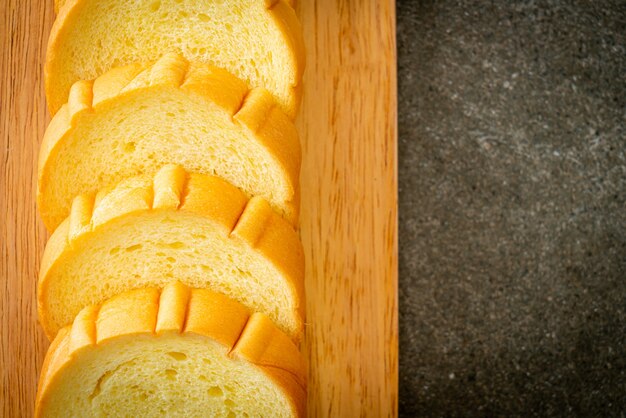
[38,53,301,231]
[35,282,305,417]
[45,0,305,118]
[38,165,304,341]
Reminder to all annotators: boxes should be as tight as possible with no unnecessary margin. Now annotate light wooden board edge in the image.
[0,0,398,416]
[1,1,53,417]
[297,1,398,416]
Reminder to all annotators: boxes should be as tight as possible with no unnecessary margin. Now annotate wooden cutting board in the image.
[0,1,398,416]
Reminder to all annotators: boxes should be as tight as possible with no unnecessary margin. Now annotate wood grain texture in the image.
[1,1,54,416]
[296,1,398,416]
[0,0,397,416]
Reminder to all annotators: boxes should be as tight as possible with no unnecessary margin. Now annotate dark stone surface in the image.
[397,1,626,416]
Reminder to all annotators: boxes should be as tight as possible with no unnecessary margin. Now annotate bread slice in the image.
[45,0,304,118]
[38,165,304,341]
[38,52,301,232]
[36,282,306,417]
[53,0,295,14]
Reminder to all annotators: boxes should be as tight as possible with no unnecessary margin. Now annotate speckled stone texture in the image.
[398,1,625,416]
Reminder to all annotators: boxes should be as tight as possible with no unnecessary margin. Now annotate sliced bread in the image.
[45,0,304,118]
[38,165,305,341]
[53,0,295,14]
[36,282,306,417]
[38,52,301,232]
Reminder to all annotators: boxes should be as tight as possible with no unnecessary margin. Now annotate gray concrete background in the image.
[397,1,625,416]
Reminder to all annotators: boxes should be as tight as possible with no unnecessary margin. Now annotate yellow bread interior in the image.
[46,0,305,117]
[38,165,305,341]
[36,283,305,417]
[38,53,301,231]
